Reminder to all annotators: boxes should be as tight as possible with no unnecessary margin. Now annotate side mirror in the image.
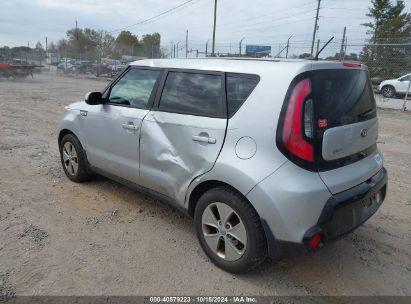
[85,92,103,105]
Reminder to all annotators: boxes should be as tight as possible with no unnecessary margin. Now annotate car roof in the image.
[129,58,366,74]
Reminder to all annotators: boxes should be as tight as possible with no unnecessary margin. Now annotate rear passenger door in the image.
[139,70,227,202]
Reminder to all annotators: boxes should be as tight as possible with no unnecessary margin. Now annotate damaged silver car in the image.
[58,58,387,273]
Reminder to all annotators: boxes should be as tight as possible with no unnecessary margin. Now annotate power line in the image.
[109,0,201,34]
[188,4,316,33]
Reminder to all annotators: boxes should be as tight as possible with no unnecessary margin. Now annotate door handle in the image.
[122,123,139,131]
[192,135,216,144]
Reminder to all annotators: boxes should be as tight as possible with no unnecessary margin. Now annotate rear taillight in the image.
[281,79,314,162]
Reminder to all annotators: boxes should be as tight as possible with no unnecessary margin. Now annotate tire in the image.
[194,186,267,273]
[381,85,396,98]
[59,134,92,183]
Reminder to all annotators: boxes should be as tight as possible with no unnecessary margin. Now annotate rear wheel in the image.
[194,187,267,273]
[59,134,92,182]
[381,85,396,98]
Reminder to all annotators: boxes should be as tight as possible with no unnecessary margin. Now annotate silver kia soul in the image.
[58,58,387,273]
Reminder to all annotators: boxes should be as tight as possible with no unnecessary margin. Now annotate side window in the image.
[108,69,160,108]
[226,74,259,117]
[400,75,410,81]
[159,71,223,117]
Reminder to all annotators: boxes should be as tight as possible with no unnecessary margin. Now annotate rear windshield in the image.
[311,69,376,128]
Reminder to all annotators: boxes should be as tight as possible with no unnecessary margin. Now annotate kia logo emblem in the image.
[361,129,368,137]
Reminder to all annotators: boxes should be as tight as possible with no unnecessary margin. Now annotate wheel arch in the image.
[58,129,75,148]
[188,180,246,218]
[58,119,85,150]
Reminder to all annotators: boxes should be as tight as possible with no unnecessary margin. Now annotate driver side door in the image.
[82,67,162,184]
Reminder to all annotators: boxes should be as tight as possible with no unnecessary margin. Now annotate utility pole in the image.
[212,0,218,56]
[286,34,293,59]
[206,40,210,57]
[173,43,176,58]
[310,0,321,57]
[170,41,173,58]
[239,37,245,56]
[45,36,48,67]
[75,20,78,61]
[185,30,188,58]
[402,74,411,111]
[339,26,346,60]
[343,36,348,60]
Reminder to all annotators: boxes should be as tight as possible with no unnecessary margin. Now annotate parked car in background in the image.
[57,62,75,72]
[58,58,387,273]
[378,73,411,98]
[93,59,127,77]
[74,60,93,74]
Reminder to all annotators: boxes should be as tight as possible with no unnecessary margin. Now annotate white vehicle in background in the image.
[378,73,411,98]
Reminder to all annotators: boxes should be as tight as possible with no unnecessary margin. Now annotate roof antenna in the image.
[314,36,334,60]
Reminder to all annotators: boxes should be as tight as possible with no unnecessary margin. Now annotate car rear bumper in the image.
[303,167,387,248]
[249,163,387,258]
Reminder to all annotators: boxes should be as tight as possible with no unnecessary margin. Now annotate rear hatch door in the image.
[311,67,383,194]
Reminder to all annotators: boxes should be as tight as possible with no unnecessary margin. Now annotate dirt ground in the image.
[0,72,410,296]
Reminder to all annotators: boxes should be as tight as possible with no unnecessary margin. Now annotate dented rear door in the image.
[139,70,227,204]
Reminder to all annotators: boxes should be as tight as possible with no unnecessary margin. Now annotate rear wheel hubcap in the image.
[201,202,247,261]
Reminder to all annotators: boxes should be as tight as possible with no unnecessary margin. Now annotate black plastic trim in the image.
[305,167,387,245]
[260,219,282,259]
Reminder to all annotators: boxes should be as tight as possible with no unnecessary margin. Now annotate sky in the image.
[1,0,409,57]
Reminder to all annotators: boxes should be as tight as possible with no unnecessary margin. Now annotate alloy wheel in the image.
[201,202,247,261]
[62,142,79,176]
[382,87,394,98]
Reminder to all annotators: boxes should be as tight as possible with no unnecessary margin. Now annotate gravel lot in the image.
[0,72,410,296]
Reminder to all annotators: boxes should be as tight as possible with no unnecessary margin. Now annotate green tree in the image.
[35,41,46,62]
[326,52,359,61]
[360,0,411,79]
[140,32,161,58]
[298,53,311,59]
[115,31,139,56]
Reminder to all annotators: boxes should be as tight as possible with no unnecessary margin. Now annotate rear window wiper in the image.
[358,108,376,118]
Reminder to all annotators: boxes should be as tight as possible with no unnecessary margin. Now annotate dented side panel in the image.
[139,111,226,205]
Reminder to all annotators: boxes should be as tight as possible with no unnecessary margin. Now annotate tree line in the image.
[0,29,162,63]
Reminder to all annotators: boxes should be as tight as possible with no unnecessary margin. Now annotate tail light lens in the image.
[281,78,314,162]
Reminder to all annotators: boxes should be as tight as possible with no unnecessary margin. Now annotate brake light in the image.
[282,79,314,162]
[342,61,362,68]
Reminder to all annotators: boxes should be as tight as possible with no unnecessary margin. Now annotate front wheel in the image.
[381,85,396,98]
[60,134,92,182]
[194,187,267,273]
